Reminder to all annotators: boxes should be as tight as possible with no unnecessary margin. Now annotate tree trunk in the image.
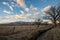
[37,25,40,27]
[37,22,40,27]
[12,26,15,33]
[53,19,57,27]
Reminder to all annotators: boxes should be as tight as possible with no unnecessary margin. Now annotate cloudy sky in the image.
[0,0,60,23]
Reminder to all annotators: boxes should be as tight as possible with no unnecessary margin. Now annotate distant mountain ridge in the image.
[0,21,54,26]
[0,21,35,26]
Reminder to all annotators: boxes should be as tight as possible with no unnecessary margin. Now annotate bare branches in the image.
[43,5,60,26]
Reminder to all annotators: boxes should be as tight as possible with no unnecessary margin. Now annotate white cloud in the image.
[42,5,51,13]
[2,2,14,11]
[15,0,30,12]
[26,14,32,17]
[16,0,26,8]
[33,12,39,16]
[29,5,40,18]
[11,2,15,4]
[30,5,37,10]
[29,5,38,13]
[25,8,29,12]
[2,2,9,6]
[2,3,40,22]
[3,10,11,14]
[6,13,32,19]
[9,6,14,11]
[2,2,7,5]
[15,0,29,12]
[20,10,24,14]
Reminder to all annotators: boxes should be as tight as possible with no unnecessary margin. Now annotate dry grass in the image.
[0,25,60,40]
[37,27,60,40]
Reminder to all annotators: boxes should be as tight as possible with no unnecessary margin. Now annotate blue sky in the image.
[0,0,60,23]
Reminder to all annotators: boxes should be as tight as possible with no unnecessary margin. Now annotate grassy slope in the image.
[0,25,60,40]
[37,26,60,40]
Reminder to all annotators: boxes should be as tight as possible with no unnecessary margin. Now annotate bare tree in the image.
[35,18,42,27]
[43,5,60,26]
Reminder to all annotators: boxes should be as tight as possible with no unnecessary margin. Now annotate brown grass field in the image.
[0,25,60,40]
